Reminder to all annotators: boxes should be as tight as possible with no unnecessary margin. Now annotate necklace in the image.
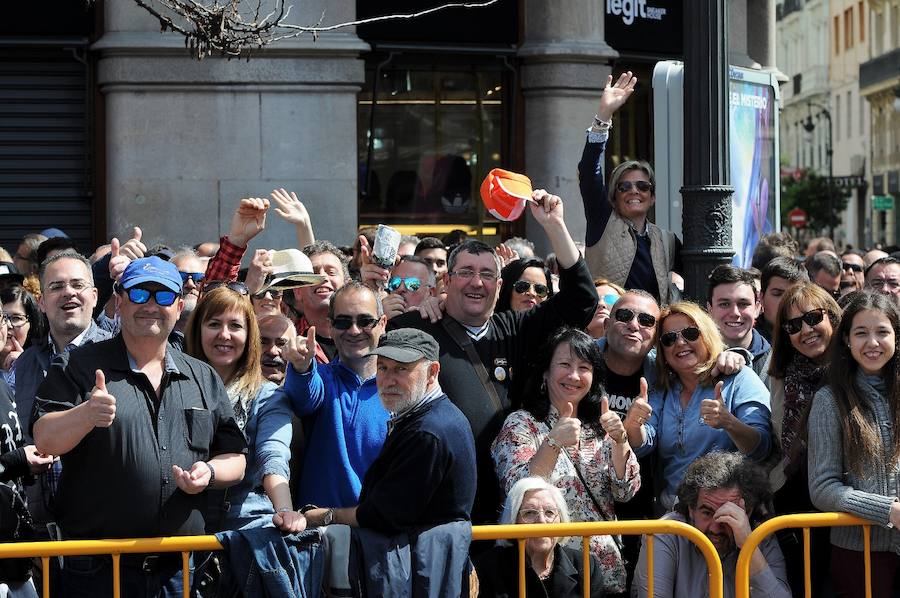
[537,576,551,598]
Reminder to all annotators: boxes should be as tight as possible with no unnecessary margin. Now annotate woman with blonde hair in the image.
[625,301,772,511]
[185,285,302,532]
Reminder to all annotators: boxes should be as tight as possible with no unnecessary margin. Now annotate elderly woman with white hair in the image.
[474,477,606,598]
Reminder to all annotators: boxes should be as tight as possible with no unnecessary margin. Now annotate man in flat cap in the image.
[301,328,476,534]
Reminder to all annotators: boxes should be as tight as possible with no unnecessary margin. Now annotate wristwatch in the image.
[322,508,335,526]
[205,461,216,488]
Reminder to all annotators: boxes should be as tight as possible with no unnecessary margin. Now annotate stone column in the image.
[519,0,618,257]
[94,0,367,250]
[729,0,760,68]
[681,0,735,301]
[747,0,789,82]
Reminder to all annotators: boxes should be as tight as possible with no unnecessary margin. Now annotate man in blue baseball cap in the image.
[31,255,248,598]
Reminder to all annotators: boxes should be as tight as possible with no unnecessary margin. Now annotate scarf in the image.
[782,353,827,477]
[226,382,256,431]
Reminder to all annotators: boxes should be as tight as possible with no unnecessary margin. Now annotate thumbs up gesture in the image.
[108,237,131,283]
[85,369,116,428]
[284,326,316,373]
[624,376,653,431]
[700,381,729,429]
[549,399,581,448]
[599,396,628,445]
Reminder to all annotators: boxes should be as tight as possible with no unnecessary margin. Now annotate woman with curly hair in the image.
[491,327,638,596]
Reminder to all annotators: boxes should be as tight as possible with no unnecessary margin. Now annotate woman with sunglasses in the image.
[0,285,44,390]
[766,282,840,595]
[251,288,283,318]
[474,476,605,598]
[586,277,625,339]
[578,72,680,304]
[495,258,555,313]
[185,286,301,532]
[492,327,639,596]
[627,302,772,512]
[808,292,900,597]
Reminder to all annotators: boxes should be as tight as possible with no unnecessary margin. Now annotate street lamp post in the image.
[801,102,834,239]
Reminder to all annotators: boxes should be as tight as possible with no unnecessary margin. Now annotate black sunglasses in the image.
[781,308,827,335]
[660,326,701,347]
[331,315,379,331]
[252,288,283,300]
[179,271,205,284]
[616,180,653,193]
[512,280,549,298]
[204,280,250,296]
[614,308,657,328]
[841,262,864,273]
[124,287,179,307]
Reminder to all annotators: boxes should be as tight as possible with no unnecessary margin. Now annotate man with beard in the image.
[282,282,390,509]
[632,452,790,597]
[258,314,296,385]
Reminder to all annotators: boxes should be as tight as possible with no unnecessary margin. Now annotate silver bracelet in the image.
[276,507,294,513]
[591,114,612,131]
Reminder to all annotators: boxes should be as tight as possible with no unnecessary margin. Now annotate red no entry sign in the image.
[788,207,807,228]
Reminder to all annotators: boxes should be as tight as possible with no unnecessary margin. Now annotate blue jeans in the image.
[61,554,193,598]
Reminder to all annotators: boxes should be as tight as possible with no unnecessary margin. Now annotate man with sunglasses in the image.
[171,248,205,333]
[31,256,247,597]
[378,255,435,319]
[839,250,865,295]
[282,282,390,509]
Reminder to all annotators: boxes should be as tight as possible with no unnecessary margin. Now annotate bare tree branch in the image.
[106,0,500,59]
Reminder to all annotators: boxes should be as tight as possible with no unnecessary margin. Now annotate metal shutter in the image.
[0,42,94,255]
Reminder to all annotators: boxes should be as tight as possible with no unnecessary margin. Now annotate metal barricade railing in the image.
[0,535,223,598]
[472,520,724,598]
[735,512,874,598]
[0,520,724,598]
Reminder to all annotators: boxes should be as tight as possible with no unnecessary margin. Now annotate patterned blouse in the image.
[491,406,641,595]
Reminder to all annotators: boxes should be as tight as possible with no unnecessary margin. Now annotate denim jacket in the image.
[223,381,293,530]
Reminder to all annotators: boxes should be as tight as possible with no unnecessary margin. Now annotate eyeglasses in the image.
[252,288,283,300]
[204,281,250,296]
[124,287,180,307]
[660,326,702,347]
[386,277,423,293]
[599,293,620,307]
[842,262,864,273]
[614,308,657,328]
[179,271,205,284]
[0,314,8,326]
[45,280,93,294]
[512,280,549,298]
[518,508,560,523]
[5,314,28,328]
[616,180,653,194]
[331,315,379,331]
[781,307,827,335]
[869,279,900,291]
[449,269,498,282]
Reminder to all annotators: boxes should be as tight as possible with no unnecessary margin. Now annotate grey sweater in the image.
[807,373,900,552]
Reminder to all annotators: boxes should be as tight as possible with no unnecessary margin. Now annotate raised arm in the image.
[203,198,269,285]
[271,188,315,249]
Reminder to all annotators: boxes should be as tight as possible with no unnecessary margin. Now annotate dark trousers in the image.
[61,553,192,598]
[831,545,900,598]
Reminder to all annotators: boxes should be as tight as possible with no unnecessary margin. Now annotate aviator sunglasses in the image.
[613,308,657,328]
[512,280,549,298]
[660,326,701,347]
[616,180,653,194]
[781,308,827,335]
[386,277,422,293]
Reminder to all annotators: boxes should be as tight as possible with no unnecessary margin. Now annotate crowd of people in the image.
[0,72,899,598]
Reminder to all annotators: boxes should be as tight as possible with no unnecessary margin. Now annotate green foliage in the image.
[780,170,847,231]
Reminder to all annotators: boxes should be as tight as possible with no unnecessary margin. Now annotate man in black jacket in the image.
[389,189,598,525]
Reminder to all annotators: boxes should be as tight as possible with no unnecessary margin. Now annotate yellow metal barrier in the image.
[0,520,724,598]
[0,535,223,598]
[472,520,724,598]
[735,512,874,598]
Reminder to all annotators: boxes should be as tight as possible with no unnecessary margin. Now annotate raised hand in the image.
[85,370,116,428]
[108,237,131,283]
[494,244,519,268]
[624,377,652,430]
[358,235,389,290]
[172,461,212,495]
[700,381,730,429]
[596,71,638,122]
[599,396,628,444]
[529,189,565,230]
[549,399,581,447]
[245,249,274,295]
[283,326,316,373]
[119,227,146,261]
[229,198,270,247]
[271,188,311,226]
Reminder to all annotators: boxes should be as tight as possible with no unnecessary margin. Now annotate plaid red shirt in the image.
[202,236,245,289]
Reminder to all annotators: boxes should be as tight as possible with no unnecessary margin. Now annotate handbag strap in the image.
[439,317,504,413]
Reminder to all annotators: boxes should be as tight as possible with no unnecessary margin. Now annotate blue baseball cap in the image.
[120,256,183,293]
[40,228,68,239]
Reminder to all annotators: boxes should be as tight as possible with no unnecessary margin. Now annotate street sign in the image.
[788,207,807,227]
[873,195,894,211]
